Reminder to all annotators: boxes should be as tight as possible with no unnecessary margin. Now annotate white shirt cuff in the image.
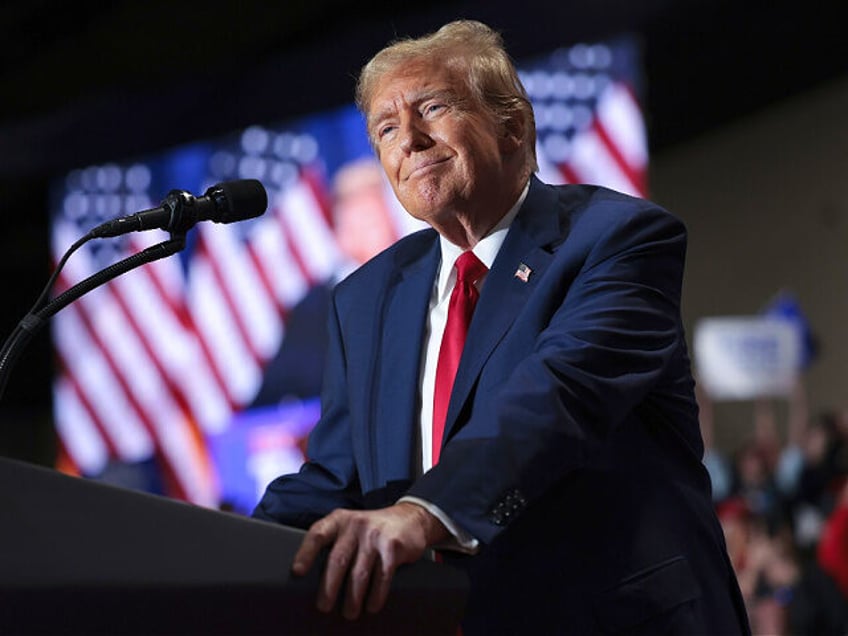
[398,495,480,554]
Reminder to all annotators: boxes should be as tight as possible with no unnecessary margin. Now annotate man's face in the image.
[333,162,396,265]
[368,60,511,230]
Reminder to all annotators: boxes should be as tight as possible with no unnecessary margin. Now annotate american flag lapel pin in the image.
[514,262,532,283]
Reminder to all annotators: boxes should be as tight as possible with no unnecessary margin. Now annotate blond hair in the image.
[355,20,537,171]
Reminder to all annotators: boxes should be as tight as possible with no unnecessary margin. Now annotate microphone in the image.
[90,179,268,238]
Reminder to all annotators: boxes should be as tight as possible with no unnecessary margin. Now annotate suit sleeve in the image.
[406,202,693,544]
[252,290,363,527]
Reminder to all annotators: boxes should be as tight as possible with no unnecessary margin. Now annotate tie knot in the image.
[454,251,487,284]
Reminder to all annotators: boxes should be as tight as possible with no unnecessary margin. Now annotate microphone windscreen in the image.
[212,179,268,223]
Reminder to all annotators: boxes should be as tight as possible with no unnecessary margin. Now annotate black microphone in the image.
[90,179,268,238]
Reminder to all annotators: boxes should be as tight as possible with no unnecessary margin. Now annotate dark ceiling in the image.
[2,0,846,177]
[0,0,846,458]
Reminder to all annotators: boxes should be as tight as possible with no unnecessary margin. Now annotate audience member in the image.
[700,378,848,635]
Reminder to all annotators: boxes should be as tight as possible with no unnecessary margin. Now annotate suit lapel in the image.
[442,177,567,445]
[370,234,440,484]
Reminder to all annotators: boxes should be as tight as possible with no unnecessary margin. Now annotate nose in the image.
[399,115,433,154]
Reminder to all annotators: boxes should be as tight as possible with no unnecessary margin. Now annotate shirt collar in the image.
[436,180,530,300]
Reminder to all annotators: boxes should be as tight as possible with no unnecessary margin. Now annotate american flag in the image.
[522,38,648,198]
[49,37,647,508]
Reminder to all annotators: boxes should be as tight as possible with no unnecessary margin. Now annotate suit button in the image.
[488,488,527,525]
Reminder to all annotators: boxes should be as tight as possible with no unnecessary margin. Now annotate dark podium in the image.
[0,457,468,635]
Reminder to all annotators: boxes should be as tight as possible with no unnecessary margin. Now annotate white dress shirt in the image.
[399,181,530,552]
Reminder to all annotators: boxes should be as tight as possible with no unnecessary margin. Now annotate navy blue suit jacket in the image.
[254,176,750,634]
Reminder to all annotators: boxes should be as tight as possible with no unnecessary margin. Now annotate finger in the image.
[316,524,359,613]
[343,537,378,620]
[365,557,397,615]
[292,517,338,577]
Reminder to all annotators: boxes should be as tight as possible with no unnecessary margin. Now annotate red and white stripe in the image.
[52,170,345,507]
[53,223,217,505]
[553,83,648,198]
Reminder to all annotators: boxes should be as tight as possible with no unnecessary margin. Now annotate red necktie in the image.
[432,251,487,465]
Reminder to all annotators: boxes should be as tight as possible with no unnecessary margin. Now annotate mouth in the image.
[404,156,450,180]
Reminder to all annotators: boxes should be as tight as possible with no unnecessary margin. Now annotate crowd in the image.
[698,379,848,634]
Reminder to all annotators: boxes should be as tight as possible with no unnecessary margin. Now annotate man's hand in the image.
[291,502,450,620]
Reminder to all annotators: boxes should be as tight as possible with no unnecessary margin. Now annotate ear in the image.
[498,112,525,156]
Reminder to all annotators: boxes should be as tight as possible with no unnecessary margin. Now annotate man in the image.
[250,157,400,405]
[254,19,751,635]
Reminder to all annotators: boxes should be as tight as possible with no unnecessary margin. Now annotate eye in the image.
[423,102,445,117]
[376,124,396,140]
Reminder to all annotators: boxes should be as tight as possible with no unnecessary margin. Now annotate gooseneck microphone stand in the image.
[0,230,187,402]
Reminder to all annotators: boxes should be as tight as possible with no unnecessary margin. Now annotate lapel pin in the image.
[514,262,532,283]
